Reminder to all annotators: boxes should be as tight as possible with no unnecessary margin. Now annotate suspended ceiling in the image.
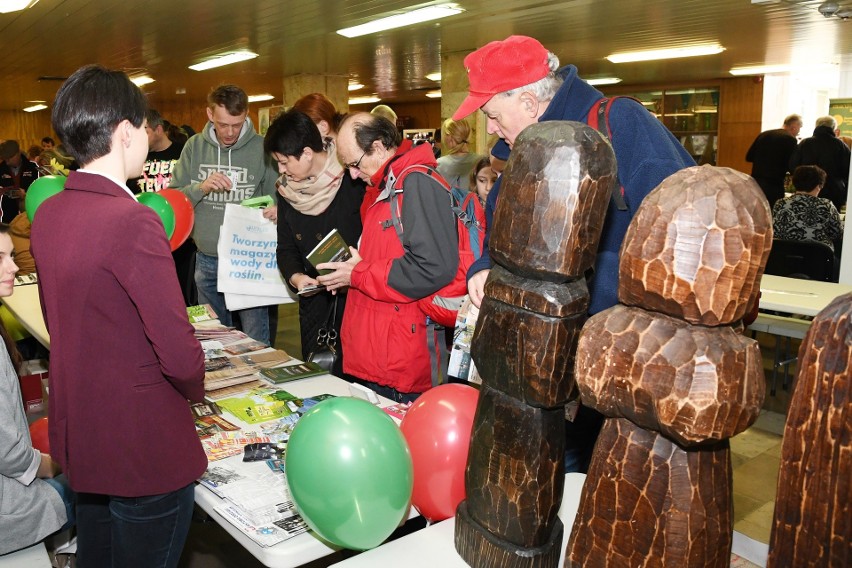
[0,0,849,111]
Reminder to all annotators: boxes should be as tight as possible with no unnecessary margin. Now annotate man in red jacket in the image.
[319,113,458,402]
[30,65,206,568]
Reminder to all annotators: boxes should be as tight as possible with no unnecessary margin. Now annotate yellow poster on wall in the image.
[829,98,852,137]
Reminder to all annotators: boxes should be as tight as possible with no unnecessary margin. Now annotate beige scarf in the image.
[277,141,344,216]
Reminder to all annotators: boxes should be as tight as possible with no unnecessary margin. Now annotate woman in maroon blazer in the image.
[30,65,206,568]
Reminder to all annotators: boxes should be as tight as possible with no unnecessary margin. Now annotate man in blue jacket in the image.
[453,35,695,471]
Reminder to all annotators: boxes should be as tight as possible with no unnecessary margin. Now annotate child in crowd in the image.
[469,156,497,207]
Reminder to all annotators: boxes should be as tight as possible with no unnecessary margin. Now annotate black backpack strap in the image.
[387,164,454,245]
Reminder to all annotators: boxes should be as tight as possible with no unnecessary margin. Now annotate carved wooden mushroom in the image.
[455,121,615,568]
[566,165,772,567]
[768,292,852,568]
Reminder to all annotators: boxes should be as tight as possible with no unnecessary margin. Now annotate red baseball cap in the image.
[452,36,550,120]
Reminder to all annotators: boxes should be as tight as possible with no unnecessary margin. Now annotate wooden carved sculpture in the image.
[454,121,616,567]
[566,166,772,567]
[768,292,852,568]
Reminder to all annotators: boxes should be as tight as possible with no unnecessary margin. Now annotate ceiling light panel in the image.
[189,51,258,71]
[337,5,464,38]
[607,44,725,63]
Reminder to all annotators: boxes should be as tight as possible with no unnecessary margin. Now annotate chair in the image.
[764,239,837,282]
[748,313,811,395]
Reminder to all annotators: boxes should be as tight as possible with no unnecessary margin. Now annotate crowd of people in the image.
[747,113,851,268]
[0,31,848,564]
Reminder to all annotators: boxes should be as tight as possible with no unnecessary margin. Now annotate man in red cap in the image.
[454,35,695,471]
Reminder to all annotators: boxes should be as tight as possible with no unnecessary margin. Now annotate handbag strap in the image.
[317,296,339,348]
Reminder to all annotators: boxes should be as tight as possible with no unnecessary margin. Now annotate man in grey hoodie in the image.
[171,85,279,345]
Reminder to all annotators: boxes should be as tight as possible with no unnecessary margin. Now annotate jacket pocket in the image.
[133,361,165,390]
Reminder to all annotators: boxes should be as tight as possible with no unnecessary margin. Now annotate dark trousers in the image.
[76,483,195,568]
[353,377,422,404]
[564,405,605,473]
[752,176,785,209]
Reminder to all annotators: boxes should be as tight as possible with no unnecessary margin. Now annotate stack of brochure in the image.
[199,461,308,547]
[203,349,292,392]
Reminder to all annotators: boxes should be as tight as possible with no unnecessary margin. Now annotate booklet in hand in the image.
[306,229,351,275]
[296,284,326,296]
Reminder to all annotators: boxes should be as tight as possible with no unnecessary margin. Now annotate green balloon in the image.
[25,175,66,223]
[137,191,175,238]
[285,397,413,550]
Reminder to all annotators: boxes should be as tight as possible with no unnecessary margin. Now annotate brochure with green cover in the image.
[260,362,327,384]
[187,304,218,323]
[306,229,351,275]
[216,388,301,424]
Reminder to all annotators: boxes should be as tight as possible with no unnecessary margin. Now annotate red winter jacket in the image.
[342,142,458,393]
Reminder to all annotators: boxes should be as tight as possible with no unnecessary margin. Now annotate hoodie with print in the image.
[171,117,278,256]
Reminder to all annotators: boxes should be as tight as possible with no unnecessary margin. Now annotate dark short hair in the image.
[146,108,164,129]
[791,165,827,193]
[41,136,55,145]
[264,109,323,158]
[207,84,248,116]
[52,65,146,166]
[166,122,188,144]
[0,140,20,160]
[340,113,401,155]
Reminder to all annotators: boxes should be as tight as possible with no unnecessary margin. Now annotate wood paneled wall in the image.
[0,99,264,152]
[0,82,761,171]
[604,76,764,174]
[0,110,55,152]
[350,100,443,131]
[717,77,763,173]
[152,100,262,138]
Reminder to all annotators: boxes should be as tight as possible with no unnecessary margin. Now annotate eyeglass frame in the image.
[343,150,367,170]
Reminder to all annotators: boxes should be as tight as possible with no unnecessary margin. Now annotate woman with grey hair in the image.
[789,115,851,210]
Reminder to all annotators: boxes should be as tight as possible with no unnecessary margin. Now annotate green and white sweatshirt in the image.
[171,117,278,256]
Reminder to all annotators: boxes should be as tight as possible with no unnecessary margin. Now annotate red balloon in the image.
[29,417,50,454]
[400,383,479,521]
[158,189,195,252]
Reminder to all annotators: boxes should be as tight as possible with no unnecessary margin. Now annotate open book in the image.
[306,228,351,275]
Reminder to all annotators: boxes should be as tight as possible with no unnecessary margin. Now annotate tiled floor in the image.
[731,411,784,544]
[729,330,797,552]
[177,305,791,567]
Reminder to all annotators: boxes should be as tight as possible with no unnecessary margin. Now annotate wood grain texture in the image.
[576,304,764,445]
[456,501,564,568]
[618,165,772,326]
[768,292,852,568]
[484,265,589,319]
[490,121,616,282]
[464,385,566,547]
[472,272,586,408]
[567,165,769,567]
[457,122,614,568]
[566,418,732,568]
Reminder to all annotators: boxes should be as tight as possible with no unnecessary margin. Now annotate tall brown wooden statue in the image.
[566,166,772,567]
[768,292,852,568]
[454,121,616,567]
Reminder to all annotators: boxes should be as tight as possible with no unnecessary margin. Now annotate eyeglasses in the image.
[343,151,367,170]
